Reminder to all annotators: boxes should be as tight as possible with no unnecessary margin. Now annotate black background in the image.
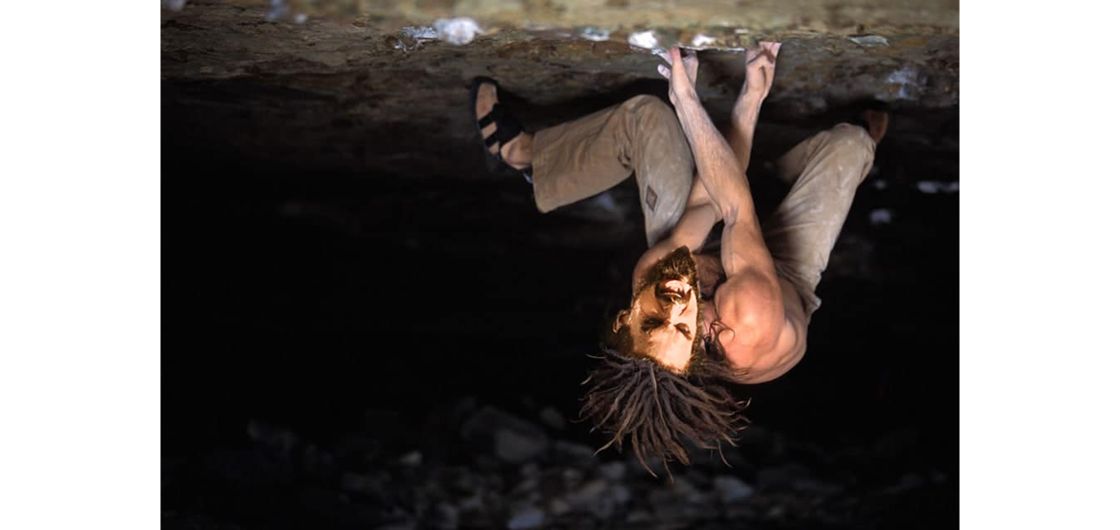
[163,96,959,529]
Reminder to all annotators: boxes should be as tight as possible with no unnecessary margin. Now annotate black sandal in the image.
[470,77,533,184]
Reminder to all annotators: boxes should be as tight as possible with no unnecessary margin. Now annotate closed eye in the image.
[641,317,666,333]
[675,323,692,340]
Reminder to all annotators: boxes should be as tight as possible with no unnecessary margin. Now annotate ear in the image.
[612,310,630,333]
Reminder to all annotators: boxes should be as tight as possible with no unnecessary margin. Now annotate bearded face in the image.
[614,246,704,373]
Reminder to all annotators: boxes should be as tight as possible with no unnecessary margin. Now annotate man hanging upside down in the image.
[471,43,888,475]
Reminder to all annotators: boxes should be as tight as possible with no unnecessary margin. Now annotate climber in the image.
[470,43,888,473]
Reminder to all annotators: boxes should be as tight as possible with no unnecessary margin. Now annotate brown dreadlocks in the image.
[579,324,749,477]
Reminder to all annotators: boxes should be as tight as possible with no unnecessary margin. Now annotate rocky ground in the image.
[163,401,954,530]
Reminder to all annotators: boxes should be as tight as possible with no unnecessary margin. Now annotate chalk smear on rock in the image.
[434,17,482,45]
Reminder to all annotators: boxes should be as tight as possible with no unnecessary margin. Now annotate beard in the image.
[631,245,708,366]
[636,245,701,306]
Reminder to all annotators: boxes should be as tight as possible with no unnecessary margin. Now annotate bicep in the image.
[713,210,785,352]
[663,177,720,251]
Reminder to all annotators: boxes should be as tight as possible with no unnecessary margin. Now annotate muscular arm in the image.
[632,178,719,292]
[677,91,786,350]
[672,89,778,288]
[726,99,762,173]
[662,47,794,373]
[634,88,764,288]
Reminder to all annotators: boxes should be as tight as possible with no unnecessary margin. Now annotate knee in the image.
[623,95,687,155]
[825,123,876,168]
[802,123,875,189]
[828,123,875,153]
[623,94,674,124]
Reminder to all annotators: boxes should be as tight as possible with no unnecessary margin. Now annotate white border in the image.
[0,2,160,529]
[962,1,1120,529]
[1,1,1119,528]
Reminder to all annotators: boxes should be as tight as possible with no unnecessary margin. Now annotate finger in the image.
[669,46,682,64]
[685,58,699,80]
[657,64,671,79]
[761,45,776,63]
[766,42,780,60]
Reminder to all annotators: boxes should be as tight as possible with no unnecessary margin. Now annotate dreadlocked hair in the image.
[579,341,750,477]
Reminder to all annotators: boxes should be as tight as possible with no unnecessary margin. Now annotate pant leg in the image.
[763,123,876,317]
[531,95,694,247]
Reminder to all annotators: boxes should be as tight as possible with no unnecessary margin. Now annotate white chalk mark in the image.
[849,35,890,47]
[628,30,659,50]
[691,34,717,47]
[434,17,481,45]
[580,27,611,42]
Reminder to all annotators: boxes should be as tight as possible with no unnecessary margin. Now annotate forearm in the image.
[726,96,763,170]
[674,92,775,280]
[672,91,756,224]
[719,212,778,283]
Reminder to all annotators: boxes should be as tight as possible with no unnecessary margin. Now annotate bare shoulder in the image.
[714,276,808,384]
[713,269,784,339]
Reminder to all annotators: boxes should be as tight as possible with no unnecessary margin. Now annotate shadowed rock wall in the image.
[162,0,957,177]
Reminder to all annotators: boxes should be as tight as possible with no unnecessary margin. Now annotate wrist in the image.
[672,85,700,106]
[732,98,761,128]
[735,92,764,113]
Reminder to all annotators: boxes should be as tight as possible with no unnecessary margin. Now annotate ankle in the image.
[502,132,533,170]
[860,110,888,144]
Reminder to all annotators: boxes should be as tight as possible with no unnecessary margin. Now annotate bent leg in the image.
[531,95,694,246]
[762,123,876,317]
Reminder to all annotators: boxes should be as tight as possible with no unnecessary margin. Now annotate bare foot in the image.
[474,81,532,170]
[862,109,889,144]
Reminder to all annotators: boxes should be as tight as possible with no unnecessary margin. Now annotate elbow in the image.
[720,203,742,225]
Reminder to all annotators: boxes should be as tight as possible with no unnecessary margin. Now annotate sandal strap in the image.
[477,111,495,129]
[478,103,523,149]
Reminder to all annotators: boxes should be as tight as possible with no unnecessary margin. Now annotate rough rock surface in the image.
[162,0,957,177]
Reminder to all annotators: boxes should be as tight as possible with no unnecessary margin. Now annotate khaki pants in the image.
[531,95,693,247]
[530,95,875,316]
